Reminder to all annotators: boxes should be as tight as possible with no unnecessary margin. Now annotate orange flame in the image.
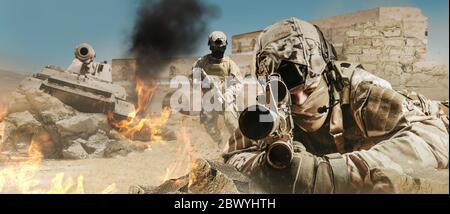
[108,77,172,142]
[161,122,195,182]
[135,78,155,115]
[0,132,117,194]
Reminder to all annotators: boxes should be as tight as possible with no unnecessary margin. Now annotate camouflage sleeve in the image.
[223,129,265,175]
[223,60,243,105]
[344,81,449,192]
[351,66,392,90]
[192,57,203,69]
[224,130,341,193]
[190,57,204,82]
[225,73,449,193]
[229,60,243,81]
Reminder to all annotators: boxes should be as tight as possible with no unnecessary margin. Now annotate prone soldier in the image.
[223,18,449,193]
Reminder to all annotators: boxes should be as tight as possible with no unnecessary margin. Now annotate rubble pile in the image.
[0,77,148,160]
[129,158,267,194]
[129,158,448,194]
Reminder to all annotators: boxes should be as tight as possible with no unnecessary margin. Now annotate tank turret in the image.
[31,43,135,120]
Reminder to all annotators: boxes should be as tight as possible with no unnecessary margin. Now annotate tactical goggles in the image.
[213,38,227,47]
[276,60,308,91]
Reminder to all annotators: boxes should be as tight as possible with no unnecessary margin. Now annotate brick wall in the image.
[113,7,448,100]
[230,7,448,100]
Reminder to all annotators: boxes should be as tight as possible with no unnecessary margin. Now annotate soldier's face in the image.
[290,77,330,132]
[290,86,314,105]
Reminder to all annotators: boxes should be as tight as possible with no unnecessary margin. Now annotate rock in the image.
[56,113,109,138]
[188,159,258,194]
[103,140,134,158]
[384,38,405,47]
[41,109,75,124]
[5,111,41,129]
[412,61,449,75]
[1,111,44,153]
[345,30,361,37]
[8,78,76,117]
[2,78,122,159]
[6,92,29,115]
[362,29,380,37]
[104,130,151,157]
[382,27,401,37]
[353,38,372,46]
[406,38,423,47]
[343,46,362,54]
[129,175,189,194]
[129,158,266,194]
[371,38,384,47]
[362,48,382,55]
[62,130,143,159]
[83,130,112,158]
[62,139,89,159]
[162,128,177,141]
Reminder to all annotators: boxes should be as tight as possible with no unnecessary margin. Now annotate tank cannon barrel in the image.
[75,43,96,63]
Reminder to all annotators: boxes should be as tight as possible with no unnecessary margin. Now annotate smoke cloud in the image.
[130,0,220,80]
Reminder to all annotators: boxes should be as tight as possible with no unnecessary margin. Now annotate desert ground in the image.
[0,69,448,194]
[0,119,225,193]
[0,70,228,193]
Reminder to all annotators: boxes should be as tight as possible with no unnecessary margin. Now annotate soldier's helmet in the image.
[208,31,228,50]
[254,18,337,132]
[254,17,336,91]
[74,43,96,64]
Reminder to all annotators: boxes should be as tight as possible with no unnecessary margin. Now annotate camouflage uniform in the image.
[193,53,243,144]
[223,18,449,193]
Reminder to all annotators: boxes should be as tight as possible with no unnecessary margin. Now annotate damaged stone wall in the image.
[316,7,448,100]
[112,7,448,104]
[231,7,449,100]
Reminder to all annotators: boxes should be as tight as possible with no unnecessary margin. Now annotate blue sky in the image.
[0,0,448,73]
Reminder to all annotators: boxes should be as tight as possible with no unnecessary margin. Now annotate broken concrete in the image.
[1,111,44,154]
[0,80,146,160]
[82,130,113,158]
[62,139,89,159]
[56,113,109,139]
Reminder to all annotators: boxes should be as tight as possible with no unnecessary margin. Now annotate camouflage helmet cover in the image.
[208,31,228,47]
[254,17,328,89]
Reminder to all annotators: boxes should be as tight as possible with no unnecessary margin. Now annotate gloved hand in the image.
[260,141,352,194]
[223,80,243,105]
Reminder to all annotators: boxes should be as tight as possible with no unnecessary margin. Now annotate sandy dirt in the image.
[0,73,229,193]
[0,112,228,193]
[2,74,447,194]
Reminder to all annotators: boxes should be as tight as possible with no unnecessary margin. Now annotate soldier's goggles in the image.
[213,38,227,47]
[276,60,308,91]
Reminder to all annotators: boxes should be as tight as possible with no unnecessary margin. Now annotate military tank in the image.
[31,43,135,120]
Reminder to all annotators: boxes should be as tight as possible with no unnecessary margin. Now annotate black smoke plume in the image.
[130,0,220,81]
